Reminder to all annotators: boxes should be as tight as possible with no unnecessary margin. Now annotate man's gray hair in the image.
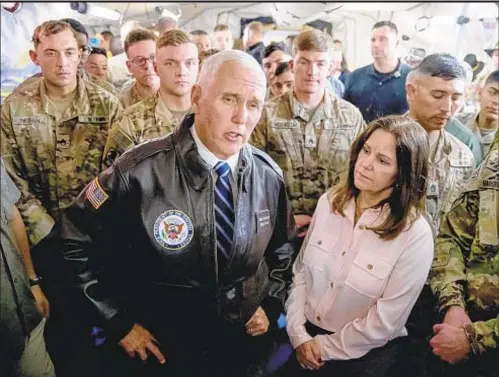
[198,49,267,88]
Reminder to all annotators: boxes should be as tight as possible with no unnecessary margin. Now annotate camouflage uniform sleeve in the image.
[464,316,499,355]
[430,191,478,313]
[0,103,55,246]
[250,105,268,151]
[102,113,137,168]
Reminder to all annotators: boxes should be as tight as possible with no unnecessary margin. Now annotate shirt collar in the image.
[39,75,88,118]
[368,59,403,79]
[190,124,239,180]
[290,88,331,122]
[344,197,390,226]
[156,92,178,125]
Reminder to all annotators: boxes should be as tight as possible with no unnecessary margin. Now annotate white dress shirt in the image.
[190,124,239,180]
[285,192,434,361]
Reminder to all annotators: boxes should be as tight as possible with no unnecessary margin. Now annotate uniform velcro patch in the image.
[86,177,109,209]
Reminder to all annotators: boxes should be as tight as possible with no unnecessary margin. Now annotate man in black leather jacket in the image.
[59,49,297,377]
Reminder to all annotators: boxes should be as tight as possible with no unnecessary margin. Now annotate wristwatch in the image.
[29,276,42,287]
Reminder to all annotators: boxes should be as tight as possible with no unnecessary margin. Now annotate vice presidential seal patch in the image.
[154,210,194,250]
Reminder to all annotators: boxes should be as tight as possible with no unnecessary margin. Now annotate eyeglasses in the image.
[130,55,156,67]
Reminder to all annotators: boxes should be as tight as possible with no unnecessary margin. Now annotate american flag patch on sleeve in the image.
[86,178,109,209]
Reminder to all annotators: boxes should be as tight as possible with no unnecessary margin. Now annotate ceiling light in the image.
[415,16,430,32]
[431,16,456,26]
[161,8,181,22]
[87,4,121,21]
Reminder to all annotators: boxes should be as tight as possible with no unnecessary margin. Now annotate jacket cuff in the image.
[261,296,283,329]
[438,286,466,314]
[464,319,496,356]
[106,309,135,342]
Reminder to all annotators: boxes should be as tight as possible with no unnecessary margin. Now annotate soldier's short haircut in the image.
[191,29,209,36]
[157,29,195,49]
[32,20,77,49]
[261,42,286,61]
[90,47,107,57]
[214,24,229,32]
[485,70,499,86]
[245,21,265,35]
[275,61,291,77]
[408,53,467,82]
[60,18,88,38]
[331,115,429,241]
[372,20,398,36]
[124,27,158,54]
[292,29,334,57]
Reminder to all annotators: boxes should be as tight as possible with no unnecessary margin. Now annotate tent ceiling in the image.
[83,2,425,28]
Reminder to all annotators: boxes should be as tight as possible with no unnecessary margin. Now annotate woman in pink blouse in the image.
[281,115,434,377]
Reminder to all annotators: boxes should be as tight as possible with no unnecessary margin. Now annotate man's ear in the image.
[29,50,39,66]
[191,84,202,115]
[289,58,295,74]
[406,82,417,102]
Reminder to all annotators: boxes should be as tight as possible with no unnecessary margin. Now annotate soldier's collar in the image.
[441,130,455,156]
[155,91,179,126]
[290,88,329,122]
[39,76,88,118]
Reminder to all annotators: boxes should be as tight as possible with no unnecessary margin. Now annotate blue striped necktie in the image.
[214,161,235,265]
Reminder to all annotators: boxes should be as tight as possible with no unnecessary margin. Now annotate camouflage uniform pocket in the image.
[431,243,451,268]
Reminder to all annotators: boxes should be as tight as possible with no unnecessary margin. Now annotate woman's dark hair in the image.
[331,115,429,240]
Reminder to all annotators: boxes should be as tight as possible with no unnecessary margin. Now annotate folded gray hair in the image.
[198,49,266,88]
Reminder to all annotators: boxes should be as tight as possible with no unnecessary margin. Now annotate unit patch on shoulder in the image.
[154,210,194,250]
[86,178,109,209]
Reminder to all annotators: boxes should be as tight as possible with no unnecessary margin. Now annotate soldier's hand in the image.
[430,323,471,364]
[443,306,472,328]
[296,339,325,370]
[245,306,270,336]
[294,214,312,237]
[119,323,166,364]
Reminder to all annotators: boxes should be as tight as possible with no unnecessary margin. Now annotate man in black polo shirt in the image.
[344,21,411,123]
[243,21,265,65]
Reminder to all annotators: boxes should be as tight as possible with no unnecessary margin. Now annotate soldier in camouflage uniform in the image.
[398,54,478,377]
[103,29,198,166]
[118,28,160,108]
[1,20,122,248]
[457,70,498,158]
[251,29,365,241]
[406,53,476,233]
[428,131,498,377]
